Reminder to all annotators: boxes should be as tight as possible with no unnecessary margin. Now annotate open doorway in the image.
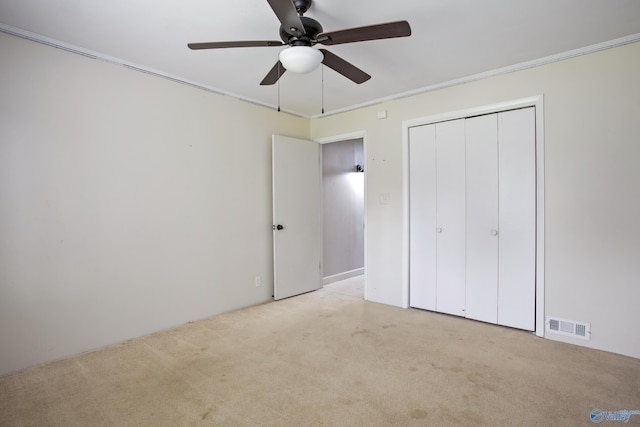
[321,138,365,297]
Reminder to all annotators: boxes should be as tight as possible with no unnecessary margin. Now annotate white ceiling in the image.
[2,0,640,117]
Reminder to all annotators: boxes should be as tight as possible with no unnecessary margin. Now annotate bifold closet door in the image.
[465,114,499,324]
[434,120,466,316]
[497,108,536,330]
[409,108,535,330]
[409,119,466,315]
[409,124,437,311]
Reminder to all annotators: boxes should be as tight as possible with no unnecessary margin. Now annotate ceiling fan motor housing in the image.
[279,16,323,46]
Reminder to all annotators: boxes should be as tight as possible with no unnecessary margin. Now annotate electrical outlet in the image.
[255,276,262,287]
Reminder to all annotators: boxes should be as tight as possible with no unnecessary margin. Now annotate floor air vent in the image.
[546,316,591,341]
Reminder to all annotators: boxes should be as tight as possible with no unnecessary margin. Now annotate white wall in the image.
[0,32,309,375]
[311,41,640,359]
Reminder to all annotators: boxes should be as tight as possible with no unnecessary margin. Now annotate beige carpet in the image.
[1,276,639,426]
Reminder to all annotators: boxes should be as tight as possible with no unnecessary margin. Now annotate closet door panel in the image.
[435,119,466,317]
[465,114,499,324]
[498,107,536,330]
[409,125,437,311]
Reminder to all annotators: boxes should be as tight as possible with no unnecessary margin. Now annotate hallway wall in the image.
[322,139,364,280]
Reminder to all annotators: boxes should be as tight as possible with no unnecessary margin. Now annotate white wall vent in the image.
[545,316,591,341]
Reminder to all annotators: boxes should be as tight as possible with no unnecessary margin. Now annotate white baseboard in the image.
[323,268,364,285]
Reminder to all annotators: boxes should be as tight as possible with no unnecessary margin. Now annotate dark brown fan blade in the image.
[260,61,287,85]
[317,20,411,46]
[267,0,306,36]
[319,49,370,84]
[188,40,283,50]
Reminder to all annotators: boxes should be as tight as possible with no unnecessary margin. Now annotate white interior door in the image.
[272,135,322,300]
[435,119,466,317]
[465,114,499,323]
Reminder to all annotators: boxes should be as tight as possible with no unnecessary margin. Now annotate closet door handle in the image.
[490,229,498,236]
[437,227,443,233]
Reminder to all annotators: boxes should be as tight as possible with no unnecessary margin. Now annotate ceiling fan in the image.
[188,0,411,86]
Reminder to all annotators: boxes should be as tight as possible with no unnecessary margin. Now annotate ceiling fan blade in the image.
[188,40,284,50]
[266,0,306,36]
[260,61,287,85]
[317,20,411,46]
[319,49,371,84]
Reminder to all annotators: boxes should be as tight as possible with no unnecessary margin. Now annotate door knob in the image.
[436,227,443,233]
[490,229,498,236]
[273,224,284,231]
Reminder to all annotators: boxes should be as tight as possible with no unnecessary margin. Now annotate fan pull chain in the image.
[277,62,281,112]
[321,65,324,115]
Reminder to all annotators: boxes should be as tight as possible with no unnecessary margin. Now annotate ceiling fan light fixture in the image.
[279,46,323,74]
